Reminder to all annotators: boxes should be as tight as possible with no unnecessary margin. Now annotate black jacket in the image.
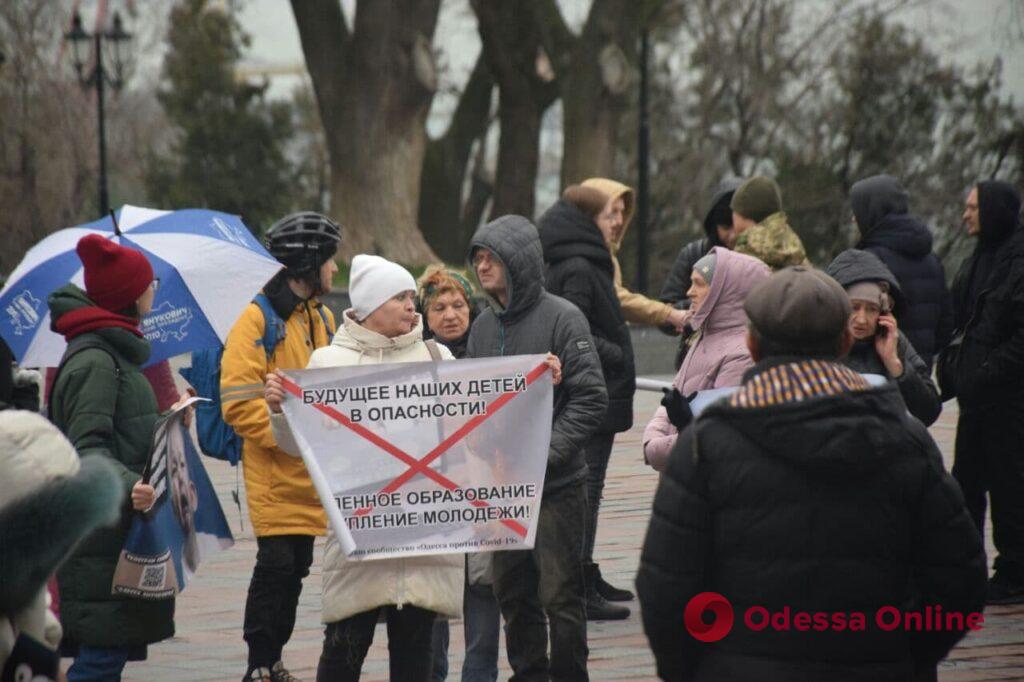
[539,199,635,434]
[826,249,941,426]
[637,358,987,682]
[853,176,953,370]
[952,180,1024,410]
[660,179,743,307]
[466,215,609,491]
[844,337,941,426]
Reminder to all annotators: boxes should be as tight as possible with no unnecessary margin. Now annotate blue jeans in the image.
[67,645,146,681]
[432,581,501,681]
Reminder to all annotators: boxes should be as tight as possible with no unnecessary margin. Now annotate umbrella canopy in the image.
[1,205,282,367]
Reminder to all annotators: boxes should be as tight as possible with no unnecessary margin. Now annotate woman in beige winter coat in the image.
[266,255,463,682]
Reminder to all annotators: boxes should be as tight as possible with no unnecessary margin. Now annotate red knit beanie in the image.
[76,234,154,312]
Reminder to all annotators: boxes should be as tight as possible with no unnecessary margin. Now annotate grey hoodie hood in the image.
[850,174,909,234]
[826,248,904,316]
[467,215,545,321]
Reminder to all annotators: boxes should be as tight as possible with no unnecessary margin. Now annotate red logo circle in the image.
[684,592,735,642]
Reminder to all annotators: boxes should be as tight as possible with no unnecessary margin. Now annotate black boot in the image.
[593,563,634,602]
[586,564,630,620]
[988,572,1024,605]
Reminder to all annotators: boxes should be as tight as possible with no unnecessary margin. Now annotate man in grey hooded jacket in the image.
[466,214,608,681]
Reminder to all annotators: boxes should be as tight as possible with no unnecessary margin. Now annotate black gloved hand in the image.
[660,387,694,430]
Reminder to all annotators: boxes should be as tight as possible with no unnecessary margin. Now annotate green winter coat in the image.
[733,211,810,271]
[48,284,174,649]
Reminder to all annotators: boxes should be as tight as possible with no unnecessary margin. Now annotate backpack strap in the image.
[252,294,287,362]
[315,303,335,337]
[47,336,123,420]
[425,339,443,362]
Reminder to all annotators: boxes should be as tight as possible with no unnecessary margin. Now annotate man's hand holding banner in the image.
[278,354,553,561]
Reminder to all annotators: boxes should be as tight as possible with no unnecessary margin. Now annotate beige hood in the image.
[581,177,636,253]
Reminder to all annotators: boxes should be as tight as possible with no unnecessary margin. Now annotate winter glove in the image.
[660,388,694,430]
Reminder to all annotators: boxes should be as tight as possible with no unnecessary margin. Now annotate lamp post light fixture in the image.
[64,10,131,217]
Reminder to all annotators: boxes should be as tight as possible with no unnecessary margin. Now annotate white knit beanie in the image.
[349,254,417,320]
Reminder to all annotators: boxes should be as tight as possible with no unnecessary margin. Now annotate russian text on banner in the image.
[280,354,553,561]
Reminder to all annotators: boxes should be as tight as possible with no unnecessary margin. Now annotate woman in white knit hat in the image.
[265,254,463,681]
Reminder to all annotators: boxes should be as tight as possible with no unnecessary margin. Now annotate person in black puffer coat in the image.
[826,249,941,426]
[539,185,636,621]
[949,179,1024,605]
[637,266,986,682]
[852,174,954,371]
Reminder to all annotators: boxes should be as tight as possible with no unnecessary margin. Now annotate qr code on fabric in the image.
[141,564,167,589]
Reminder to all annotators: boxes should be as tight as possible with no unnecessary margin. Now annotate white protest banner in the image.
[279,354,553,561]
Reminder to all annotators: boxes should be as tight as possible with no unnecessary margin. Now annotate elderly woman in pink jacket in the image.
[643,247,770,470]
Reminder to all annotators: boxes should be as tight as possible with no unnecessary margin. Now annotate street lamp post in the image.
[64,11,131,217]
[636,25,651,295]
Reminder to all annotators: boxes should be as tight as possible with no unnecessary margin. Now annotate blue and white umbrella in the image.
[0,205,283,367]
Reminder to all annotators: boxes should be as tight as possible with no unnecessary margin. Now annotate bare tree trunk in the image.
[533,0,644,188]
[292,0,442,264]
[419,55,494,262]
[473,0,557,219]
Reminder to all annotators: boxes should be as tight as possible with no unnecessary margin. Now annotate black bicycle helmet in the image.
[264,212,341,275]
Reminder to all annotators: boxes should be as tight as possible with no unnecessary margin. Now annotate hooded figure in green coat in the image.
[48,234,175,679]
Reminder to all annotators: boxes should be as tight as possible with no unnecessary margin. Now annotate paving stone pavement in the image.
[101,385,1021,681]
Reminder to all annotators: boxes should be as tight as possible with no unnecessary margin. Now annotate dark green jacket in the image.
[48,284,174,649]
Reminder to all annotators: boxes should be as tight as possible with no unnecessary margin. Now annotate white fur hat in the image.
[349,254,417,320]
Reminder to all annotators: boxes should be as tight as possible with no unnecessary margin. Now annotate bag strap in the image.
[315,304,335,338]
[425,339,442,362]
[252,294,287,361]
[47,337,123,420]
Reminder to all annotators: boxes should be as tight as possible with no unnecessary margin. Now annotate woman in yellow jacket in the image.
[582,177,689,332]
[266,255,464,682]
[220,213,339,682]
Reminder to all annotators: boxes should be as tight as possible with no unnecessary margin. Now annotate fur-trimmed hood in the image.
[0,411,123,618]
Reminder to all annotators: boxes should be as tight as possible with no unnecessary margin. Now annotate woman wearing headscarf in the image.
[643,248,770,471]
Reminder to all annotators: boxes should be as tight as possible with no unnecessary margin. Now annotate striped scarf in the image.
[729,359,870,409]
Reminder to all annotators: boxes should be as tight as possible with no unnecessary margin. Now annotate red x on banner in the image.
[279,361,550,539]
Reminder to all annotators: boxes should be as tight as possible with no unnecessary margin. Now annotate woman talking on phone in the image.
[827,249,941,426]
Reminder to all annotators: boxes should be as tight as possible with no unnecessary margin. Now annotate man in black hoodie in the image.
[852,174,954,371]
[660,179,743,368]
[660,178,744,307]
[467,215,608,681]
[637,266,986,682]
[950,180,1024,604]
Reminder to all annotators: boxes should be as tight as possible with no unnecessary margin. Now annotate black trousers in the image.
[582,432,616,565]
[243,534,315,669]
[492,481,589,682]
[317,605,437,682]
[953,408,1024,579]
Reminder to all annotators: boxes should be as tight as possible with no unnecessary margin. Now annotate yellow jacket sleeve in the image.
[220,305,277,451]
[612,252,674,326]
